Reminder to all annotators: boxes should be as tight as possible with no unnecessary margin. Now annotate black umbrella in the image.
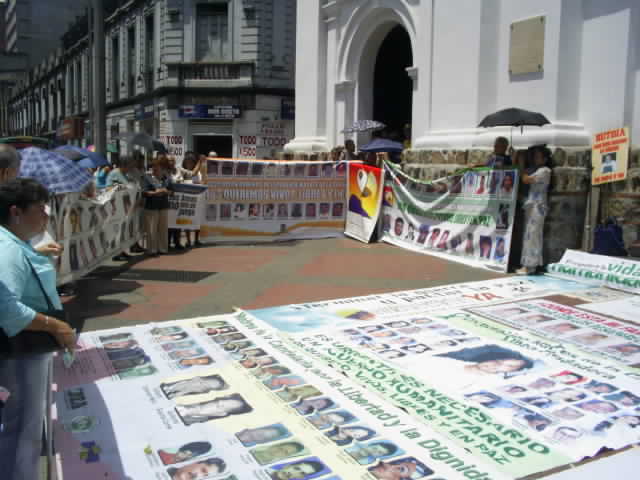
[478,108,550,147]
[478,108,550,128]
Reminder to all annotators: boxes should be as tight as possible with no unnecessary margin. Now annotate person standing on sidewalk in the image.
[141,156,172,256]
[0,178,76,480]
[516,146,552,275]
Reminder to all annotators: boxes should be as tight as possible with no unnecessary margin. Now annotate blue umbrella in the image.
[55,145,109,169]
[359,138,404,153]
[18,147,93,194]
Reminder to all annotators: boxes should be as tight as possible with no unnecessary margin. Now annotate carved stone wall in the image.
[282,147,640,261]
[401,147,591,265]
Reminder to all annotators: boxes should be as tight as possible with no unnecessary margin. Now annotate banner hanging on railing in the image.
[48,186,142,285]
[380,163,519,272]
[345,163,384,243]
[202,159,347,242]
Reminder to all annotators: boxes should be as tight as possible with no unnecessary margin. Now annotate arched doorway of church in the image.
[372,25,413,143]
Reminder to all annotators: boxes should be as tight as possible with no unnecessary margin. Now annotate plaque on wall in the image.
[509,16,545,75]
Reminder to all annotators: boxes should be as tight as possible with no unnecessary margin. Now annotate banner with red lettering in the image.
[591,127,630,185]
[202,159,346,242]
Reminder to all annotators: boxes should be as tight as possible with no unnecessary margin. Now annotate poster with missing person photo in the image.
[379,163,519,273]
[52,312,510,480]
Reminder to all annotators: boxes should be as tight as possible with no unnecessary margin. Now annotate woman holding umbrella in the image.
[516,146,552,275]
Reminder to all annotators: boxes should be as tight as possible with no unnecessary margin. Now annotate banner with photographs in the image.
[380,164,519,272]
[49,186,143,285]
[52,313,509,480]
[469,299,640,366]
[202,159,347,242]
[547,250,640,295]
[278,304,640,475]
[168,183,208,231]
[345,163,384,243]
[246,276,591,333]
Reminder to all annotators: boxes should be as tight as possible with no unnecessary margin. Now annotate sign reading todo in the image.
[591,127,630,185]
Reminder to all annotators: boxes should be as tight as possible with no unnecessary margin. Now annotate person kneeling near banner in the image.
[0,179,76,480]
[516,146,552,275]
[141,156,173,256]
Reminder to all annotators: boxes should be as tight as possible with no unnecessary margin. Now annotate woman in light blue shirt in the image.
[0,178,76,480]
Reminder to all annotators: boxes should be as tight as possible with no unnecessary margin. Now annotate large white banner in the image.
[270,304,640,475]
[547,250,640,294]
[380,165,519,272]
[246,276,590,333]
[53,313,509,480]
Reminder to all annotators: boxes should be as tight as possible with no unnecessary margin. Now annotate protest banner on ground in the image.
[48,186,142,285]
[469,299,640,366]
[202,159,346,242]
[246,276,589,333]
[345,163,384,243]
[168,183,208,230]
[579,295,640,323]
[273,305,640,476]
[53,313,509,480]
[591,127,630,185]
[380,164,519,272]
[547,250,640,294]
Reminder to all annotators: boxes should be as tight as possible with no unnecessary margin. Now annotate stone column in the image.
[335,80,355,148]
[323,5,340,150]
[284,0,329,153]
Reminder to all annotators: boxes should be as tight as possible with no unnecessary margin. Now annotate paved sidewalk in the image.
[63,237,505,332]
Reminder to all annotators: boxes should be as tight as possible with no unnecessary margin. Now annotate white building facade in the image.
[286,0,640,263]
[286,0,639,153]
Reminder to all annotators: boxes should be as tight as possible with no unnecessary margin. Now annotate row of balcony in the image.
[9,61,258,126]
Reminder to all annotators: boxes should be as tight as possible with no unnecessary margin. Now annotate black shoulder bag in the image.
[0,259,79,358]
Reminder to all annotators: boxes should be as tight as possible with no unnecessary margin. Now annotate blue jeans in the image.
[0,353,51,480]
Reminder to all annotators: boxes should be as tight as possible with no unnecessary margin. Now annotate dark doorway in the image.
[373,25,413,142]
[193,135,233,158]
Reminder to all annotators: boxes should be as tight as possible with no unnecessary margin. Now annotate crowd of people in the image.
[0,144,214,479]
[0,134,554,478]
[93,150,209,259]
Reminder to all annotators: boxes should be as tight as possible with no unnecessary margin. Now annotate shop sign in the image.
[179,104,241,119]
